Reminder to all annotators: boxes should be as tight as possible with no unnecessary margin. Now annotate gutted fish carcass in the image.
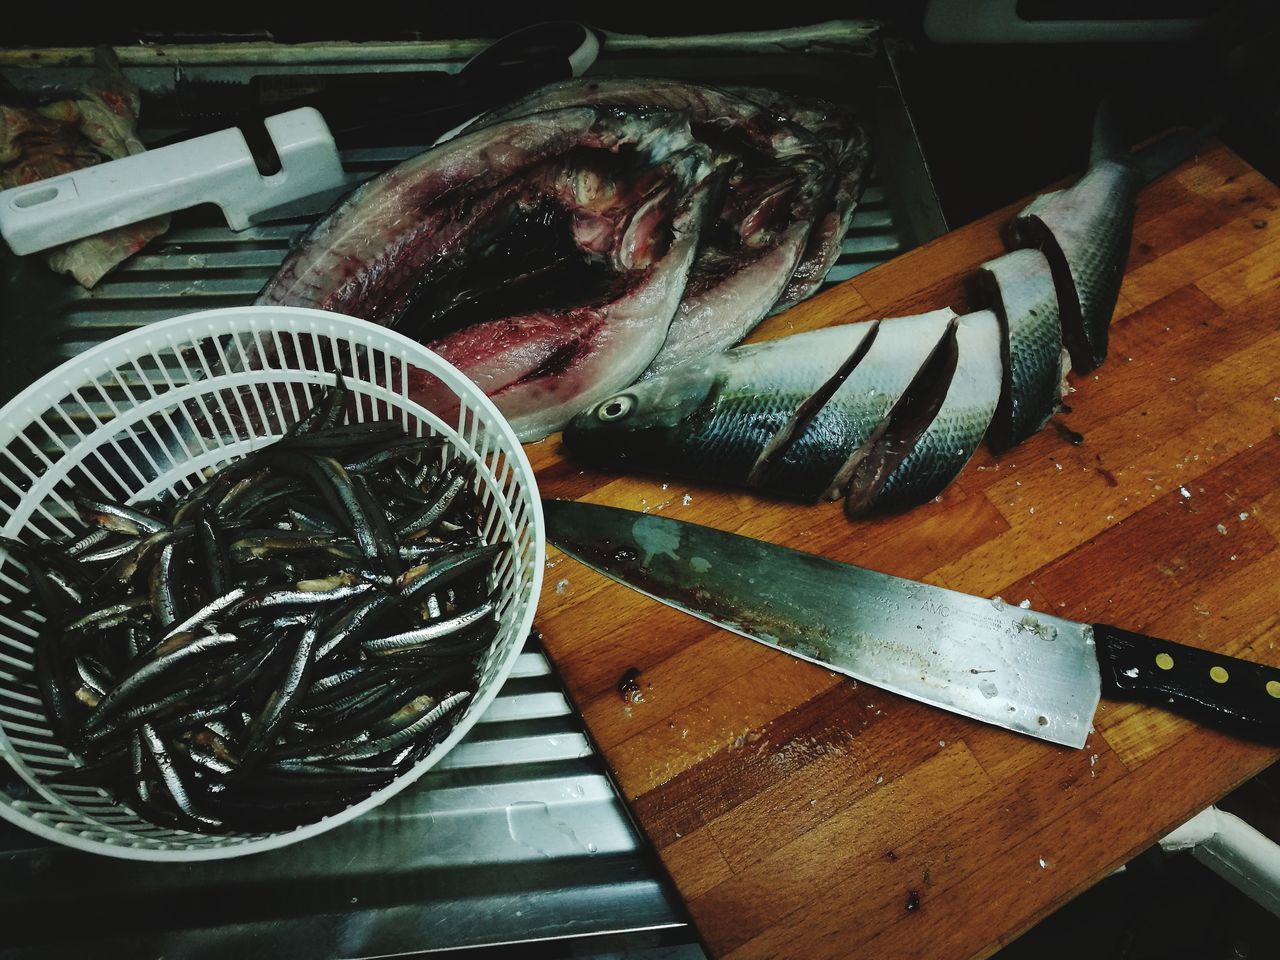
[973,248,1071,452]
[464,77,836,378]
[258,106,715,440]
[414,144,716,441]
[729,87,873,312]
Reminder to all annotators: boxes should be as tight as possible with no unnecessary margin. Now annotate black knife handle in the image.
[1094,623,1280,744]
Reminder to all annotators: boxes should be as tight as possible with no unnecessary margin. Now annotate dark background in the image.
[4,1,1278,227]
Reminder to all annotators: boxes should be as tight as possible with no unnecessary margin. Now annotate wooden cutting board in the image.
[527,142,1280,960]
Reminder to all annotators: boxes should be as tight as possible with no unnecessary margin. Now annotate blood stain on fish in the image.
[1095,466,1119,487]
[906,890,921,912]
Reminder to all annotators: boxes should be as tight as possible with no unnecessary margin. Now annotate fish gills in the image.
[730,86,873,311]
[756,308,957,502]
[868,310,1002,514]
[974,249,1071,453]
[1009,158,1141,373]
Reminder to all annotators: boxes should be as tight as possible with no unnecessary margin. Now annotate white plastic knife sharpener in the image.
[0,107,346,256]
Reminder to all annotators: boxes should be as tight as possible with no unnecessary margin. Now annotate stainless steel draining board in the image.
[0,26,944,959]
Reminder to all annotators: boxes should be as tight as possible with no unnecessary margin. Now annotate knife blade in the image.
[542,499,1280,749]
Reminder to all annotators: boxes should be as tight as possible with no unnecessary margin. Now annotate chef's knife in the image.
[542,499,1280,749]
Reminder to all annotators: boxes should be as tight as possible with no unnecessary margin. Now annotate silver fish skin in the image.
[974,248,1070,452]
[564,321,877,492]
[760,308,957,501]
[867,310,1002,514]
[256,106,693,324]
[468,78,834,375]
[566,309,959,505]
[414,145,716,442]
[1007,102,1142,375]
[730,86,872,311]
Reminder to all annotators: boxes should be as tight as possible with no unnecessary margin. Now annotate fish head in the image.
[562,366,716,471]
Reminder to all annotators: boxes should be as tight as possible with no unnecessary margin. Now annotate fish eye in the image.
[597,395,634,422]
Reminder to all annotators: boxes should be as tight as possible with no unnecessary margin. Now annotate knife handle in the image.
[1093,623,1280,743]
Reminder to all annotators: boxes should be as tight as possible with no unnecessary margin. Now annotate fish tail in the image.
[1130,118,1222,184]
[1088,95,1132,167]
[1090,93,1221,183]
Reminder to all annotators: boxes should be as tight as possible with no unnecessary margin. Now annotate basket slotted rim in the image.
[0,306,544,861]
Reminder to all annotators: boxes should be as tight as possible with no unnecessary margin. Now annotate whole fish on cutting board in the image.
[564,99,1202,518]
[463,77,838,377]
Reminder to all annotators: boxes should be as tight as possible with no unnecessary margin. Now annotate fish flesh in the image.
[564,308,965,511]
[413,145,716,441]
[729,87,872,311]
[462,77,834,377]
[973,249,1070,452]
[258,106,694,325]
[258,107,713,441]
[1006,104,1142,373]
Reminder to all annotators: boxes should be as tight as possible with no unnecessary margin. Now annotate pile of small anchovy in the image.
[9,377,504,834]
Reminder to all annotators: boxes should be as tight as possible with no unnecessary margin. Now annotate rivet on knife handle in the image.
[1093,623,1280,743]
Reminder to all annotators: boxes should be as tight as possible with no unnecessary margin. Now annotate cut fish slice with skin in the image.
[1007,102,1142,373]
[414,148,717,442]
[974,248,1071,452]
[865,310,1002,515]
[756,308,958,502]
[564,320,879,492]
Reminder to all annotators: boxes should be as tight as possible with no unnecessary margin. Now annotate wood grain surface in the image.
[528,142,1280,960]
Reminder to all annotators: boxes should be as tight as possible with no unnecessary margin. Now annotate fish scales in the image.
[975,248,1070,452]
[871,310,1002,512]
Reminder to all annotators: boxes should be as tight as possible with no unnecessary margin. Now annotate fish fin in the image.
[1089,95,1132,168]
[1131,117,1222,185]
[1090,93,1222,184]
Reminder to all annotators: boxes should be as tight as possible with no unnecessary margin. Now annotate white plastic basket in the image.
[0,306,544,860]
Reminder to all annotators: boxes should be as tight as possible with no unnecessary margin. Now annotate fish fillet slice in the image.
[755,308,957,502]
[866,310,1002,515]
[974,248,1071,453]
[839,318,961,517]
[1008,158,1140,373]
